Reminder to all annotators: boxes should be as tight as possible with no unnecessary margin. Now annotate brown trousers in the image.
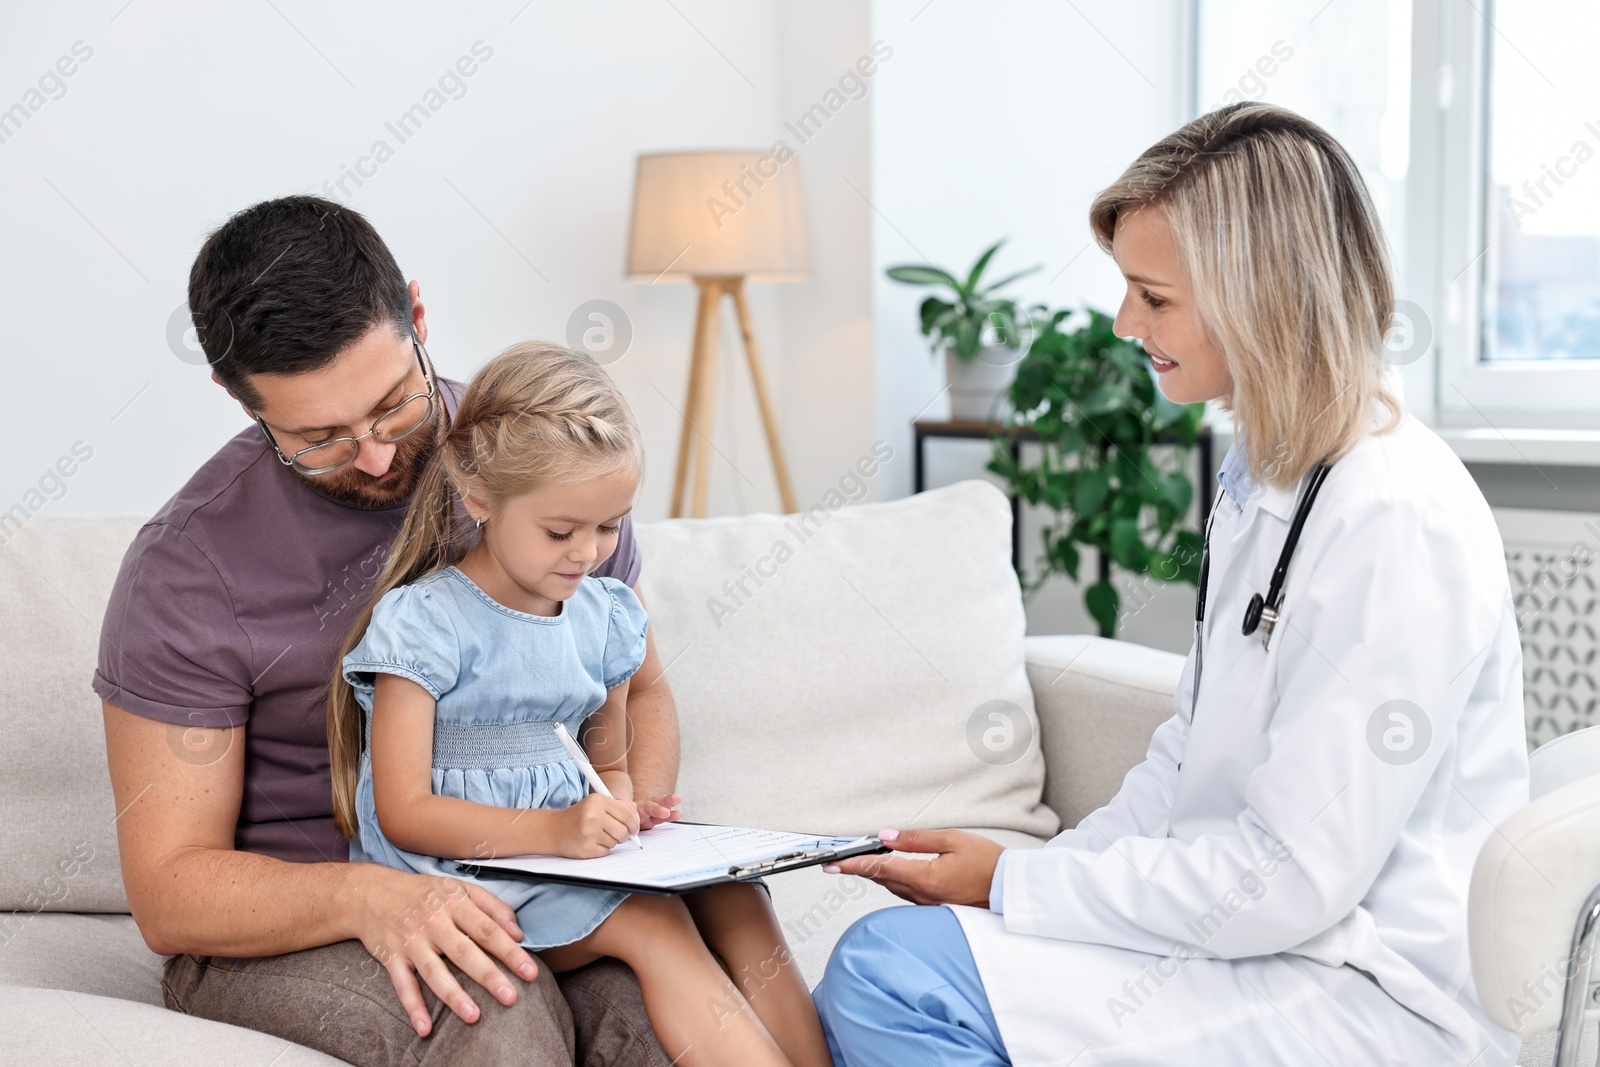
[162,939,670,1066]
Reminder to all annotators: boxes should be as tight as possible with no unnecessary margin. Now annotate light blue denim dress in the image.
[342,566,649,951]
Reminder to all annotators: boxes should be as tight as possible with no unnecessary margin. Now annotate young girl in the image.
[327,341,830,1067]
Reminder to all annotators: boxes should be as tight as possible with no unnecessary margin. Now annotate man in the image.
[95,195,677,1064]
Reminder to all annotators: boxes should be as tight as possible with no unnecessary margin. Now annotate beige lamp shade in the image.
[626,150,809,282]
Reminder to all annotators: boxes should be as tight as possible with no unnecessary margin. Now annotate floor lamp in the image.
[627,150,807,518]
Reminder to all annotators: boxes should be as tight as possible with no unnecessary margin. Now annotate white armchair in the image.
[1472,725,1600,1067]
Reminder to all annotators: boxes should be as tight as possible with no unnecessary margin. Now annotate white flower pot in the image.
[946,342,1023,421]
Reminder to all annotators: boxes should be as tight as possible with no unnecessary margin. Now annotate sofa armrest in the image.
[1025,635,1184,830]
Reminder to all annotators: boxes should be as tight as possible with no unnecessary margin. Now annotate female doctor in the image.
[816,103,1530,1066]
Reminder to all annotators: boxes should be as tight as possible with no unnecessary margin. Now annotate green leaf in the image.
[1074,466,1110,513]
[918,296,955,336]
[1041,474,1070,511]
[886,265,961,289]
[1146,548,1178,581]
[1084,580,1119,638]
[1137,467,1170,507]
[1171,529,1205,585]
[1164,471,1193,516]
[954,316,981,361]
[1050,536,1081,582]
[965,240,1004,290]
[1080,382,1128,416]
[1180,403,1206,440]
[978,264,1043,296]
[1057,424,1087,453]
[1114,450,1142,490]
[996,306,1032,349]
[1108,341,1145,378]
[1149,365,1188,426]
[1110,517,1147,571]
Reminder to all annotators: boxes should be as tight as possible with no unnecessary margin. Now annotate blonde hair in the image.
[328,341,644,839]
[1089,102,1400,487]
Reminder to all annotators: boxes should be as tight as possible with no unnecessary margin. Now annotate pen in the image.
[552,722,643,850]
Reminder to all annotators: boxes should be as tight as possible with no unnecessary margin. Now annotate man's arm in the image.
[103,701,541,1036]
[625,585,680,818]
[106,699,347,956]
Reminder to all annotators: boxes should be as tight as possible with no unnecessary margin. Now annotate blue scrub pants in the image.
[813,905,1010,1067]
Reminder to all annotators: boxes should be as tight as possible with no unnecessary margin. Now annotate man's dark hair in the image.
[188,195,412,408]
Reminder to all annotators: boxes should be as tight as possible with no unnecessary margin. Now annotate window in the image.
[1420,0,1600,424]
[1481,3,1600,365]
[1195,0,1413,281]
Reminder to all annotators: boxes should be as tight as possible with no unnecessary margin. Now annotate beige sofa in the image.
[0,481,1178,1063]
[1,480,1571,1064]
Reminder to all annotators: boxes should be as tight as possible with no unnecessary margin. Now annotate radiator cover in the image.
[1498,509,1600,751]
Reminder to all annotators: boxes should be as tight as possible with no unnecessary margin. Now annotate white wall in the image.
[771,3,877,512]
[868,0,1196,650]
[0,1,870,525]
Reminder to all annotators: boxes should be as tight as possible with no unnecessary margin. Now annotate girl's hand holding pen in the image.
[554,793,641,858]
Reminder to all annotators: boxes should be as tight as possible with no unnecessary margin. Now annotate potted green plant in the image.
[988,307,1206,637]
[886,240,1040,420]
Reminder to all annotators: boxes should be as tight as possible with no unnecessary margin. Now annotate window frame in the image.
[1420,0,1600,428]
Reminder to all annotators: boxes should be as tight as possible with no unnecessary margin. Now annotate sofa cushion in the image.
[0,516,147,914]
[0,983,344,1065]
[0,912,165,1006]
[634,480,1059,841]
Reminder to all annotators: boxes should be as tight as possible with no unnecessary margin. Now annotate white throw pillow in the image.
[635,480,1059,840]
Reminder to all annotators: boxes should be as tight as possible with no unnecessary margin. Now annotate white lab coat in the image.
[952,413,1530,1066]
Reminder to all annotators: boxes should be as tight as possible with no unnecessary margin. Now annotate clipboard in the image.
[453,821,889,897]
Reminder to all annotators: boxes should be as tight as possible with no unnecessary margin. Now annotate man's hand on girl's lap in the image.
[338,862,539,1037]
[824,828,1003,909]
[637,793,683,831]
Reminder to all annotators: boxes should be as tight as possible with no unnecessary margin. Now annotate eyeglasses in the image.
[253,332,437,477]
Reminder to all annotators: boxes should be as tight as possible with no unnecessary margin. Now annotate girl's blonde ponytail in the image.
[327,450,464,839]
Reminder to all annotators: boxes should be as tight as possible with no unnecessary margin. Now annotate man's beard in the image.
[292,410,442,511]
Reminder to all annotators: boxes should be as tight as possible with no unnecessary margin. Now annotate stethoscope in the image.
[1191,460,1332,717]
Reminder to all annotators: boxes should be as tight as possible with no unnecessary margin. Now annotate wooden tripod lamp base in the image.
[670,275,796,518]
[625,150,810,517]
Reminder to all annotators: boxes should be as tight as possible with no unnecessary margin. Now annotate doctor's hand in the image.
[824,828,1004,908]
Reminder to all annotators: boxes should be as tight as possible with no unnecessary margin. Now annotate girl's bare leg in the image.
[541,894,794,1067]
[684,883,832,1067]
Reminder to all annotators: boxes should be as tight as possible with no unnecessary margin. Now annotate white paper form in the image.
[455,822,877,891]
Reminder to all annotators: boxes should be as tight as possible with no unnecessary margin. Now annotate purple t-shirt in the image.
[93,379,641,864]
